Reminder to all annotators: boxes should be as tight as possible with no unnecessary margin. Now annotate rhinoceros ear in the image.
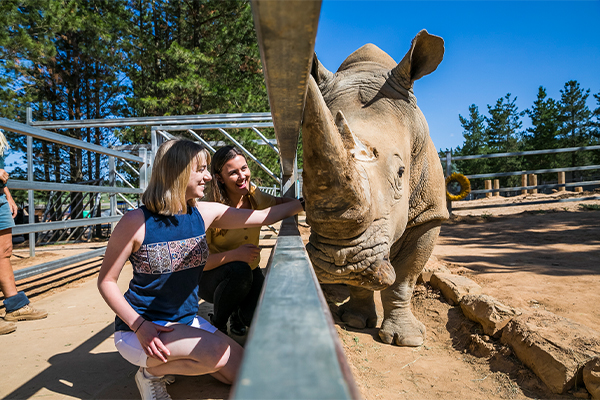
[390,30,444,89]
[311,52,333,85]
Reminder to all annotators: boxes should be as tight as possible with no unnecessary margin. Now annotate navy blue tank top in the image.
[114,205,209,331]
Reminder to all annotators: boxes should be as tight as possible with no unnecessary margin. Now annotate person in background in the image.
[97,139,302,400]
[200,146,296,336]
[0,131,47,335]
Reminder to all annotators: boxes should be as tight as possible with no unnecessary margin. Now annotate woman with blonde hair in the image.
[97,139,302,400]
[0,131,47,335]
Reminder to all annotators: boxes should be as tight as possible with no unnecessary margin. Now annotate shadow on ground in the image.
[4,323,230,400]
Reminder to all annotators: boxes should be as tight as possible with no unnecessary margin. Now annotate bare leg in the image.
[0,228,18,298]
[379,220,441,346]
[146,325,243,384]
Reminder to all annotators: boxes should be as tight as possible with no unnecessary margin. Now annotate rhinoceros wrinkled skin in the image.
[301,30,449,346]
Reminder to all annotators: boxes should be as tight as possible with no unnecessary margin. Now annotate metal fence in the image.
[5,110,283,281]
[441,145,600,211]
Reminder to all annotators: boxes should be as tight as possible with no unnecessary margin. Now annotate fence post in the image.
[493,179,500,197]
[485,180,492,198]
[26,107,35,257]
[529,174,538,194]
[521,173,528,195]
[139,147,148,192]
[445,150,452,214]
[109,156,117,231]
[558,171,566,192]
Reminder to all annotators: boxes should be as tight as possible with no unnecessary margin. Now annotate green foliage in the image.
[0,0,276,190]
[523,87,561,181]
[454,104,489,189]
[557,80,593,177]
[450,80,599,195]
[119,0,269,145]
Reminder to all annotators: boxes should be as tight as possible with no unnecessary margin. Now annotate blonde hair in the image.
[142,139,210,216]
[0,131,10,156]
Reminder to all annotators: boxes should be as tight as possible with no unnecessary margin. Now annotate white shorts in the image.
[114,316,217,367]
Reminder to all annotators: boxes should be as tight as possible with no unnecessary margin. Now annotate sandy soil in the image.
[4,191,599,399]
[309,191,600,400]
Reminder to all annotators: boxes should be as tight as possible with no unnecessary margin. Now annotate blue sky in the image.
[313,1,600,152]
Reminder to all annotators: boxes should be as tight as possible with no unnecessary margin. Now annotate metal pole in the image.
[445,150,452,215]
[151,128,157,164]
[109,156,117,231]
[139,147,147,191]
[251,127,279,154]
[26,119,35,257]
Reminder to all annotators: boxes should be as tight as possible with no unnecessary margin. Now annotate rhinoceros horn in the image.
[302,74,372,239]
[389,29,444,90]
[311,53,333,85]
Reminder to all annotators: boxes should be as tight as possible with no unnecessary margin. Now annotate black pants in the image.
[198,261,265,331]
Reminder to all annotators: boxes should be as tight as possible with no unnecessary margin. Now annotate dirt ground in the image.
[310,191,600,400]
[4,190,599,399]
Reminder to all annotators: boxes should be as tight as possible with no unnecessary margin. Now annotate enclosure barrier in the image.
[442,146,600,212]
[0,117,145,269]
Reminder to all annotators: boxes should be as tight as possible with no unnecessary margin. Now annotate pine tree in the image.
[454,104,489,189]
[523,87,561,176]
[558,80,592,178]
[485,94,523,187]
[591,91,600,165]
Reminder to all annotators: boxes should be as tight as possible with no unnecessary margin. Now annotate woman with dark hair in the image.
[201,146,294,336]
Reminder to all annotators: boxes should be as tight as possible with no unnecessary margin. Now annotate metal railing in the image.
[151,117,281,185]
[442,145,600,211]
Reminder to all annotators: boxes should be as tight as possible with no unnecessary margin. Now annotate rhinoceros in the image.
[301,30,449,346]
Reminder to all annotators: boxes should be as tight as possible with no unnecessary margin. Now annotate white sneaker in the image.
[135,367,172,400]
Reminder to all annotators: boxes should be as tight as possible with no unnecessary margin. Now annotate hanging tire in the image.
[446,173,471,201]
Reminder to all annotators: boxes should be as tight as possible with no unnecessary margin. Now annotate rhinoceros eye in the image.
[398,166,405,178]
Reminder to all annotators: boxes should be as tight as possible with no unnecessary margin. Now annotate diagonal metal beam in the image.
[250,0,321,180]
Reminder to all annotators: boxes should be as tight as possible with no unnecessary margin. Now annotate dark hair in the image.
[207,146,247,205]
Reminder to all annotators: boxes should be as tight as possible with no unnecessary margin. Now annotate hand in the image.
[0,169,8,184]
[8,198,17,218]
[234,244,260,264]
[135,320,174,363]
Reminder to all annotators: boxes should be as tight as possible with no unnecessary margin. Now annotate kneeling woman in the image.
[201,146,295,336]
[97,140,302,400]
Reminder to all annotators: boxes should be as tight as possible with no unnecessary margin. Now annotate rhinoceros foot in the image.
[339,292,378,329]
[379,310,426,347]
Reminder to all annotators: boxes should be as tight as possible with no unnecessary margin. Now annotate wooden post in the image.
[558,171,566,192]
[493,179,500,197]
[521,173,528,195]
[485,180,492,198]
[529,174,538,194]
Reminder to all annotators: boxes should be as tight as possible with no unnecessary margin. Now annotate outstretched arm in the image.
[199,199,303,230]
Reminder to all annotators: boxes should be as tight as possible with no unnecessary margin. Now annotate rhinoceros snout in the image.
[310,254,396,291]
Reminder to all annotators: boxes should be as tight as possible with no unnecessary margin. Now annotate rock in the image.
[583,357,600,400]
[418,255,450,283]
[460,294,521,337]
[429,273,482,305]
[468,334,495,358]
[500,310,600,394]
[574,388,591,399]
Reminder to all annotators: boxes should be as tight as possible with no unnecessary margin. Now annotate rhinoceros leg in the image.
[339,286,378,329]
[379,220,442,346]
